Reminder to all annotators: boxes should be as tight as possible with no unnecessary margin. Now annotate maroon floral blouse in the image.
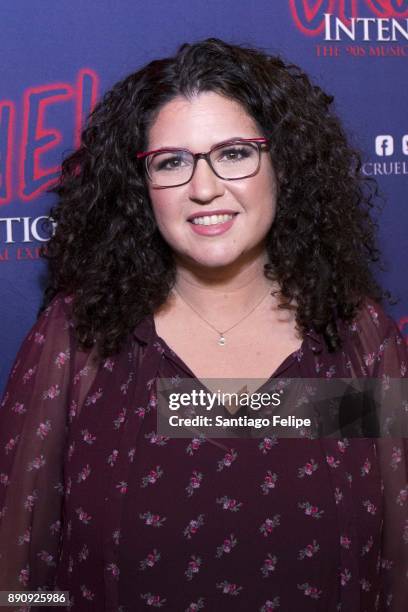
[0,295,407,611]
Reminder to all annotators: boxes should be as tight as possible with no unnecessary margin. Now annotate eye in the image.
[216,145,254,163]
[151,152,191,172]
[158,156,184,171]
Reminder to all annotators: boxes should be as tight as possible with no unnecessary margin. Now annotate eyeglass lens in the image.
[147,142,260,187]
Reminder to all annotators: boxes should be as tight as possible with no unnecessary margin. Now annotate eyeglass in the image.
[137,137,270,188]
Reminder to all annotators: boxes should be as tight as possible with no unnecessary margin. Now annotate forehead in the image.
[147,92,261,150]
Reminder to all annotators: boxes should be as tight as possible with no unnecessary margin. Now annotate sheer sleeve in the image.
[350,300,408,610]
[0,295,94,597]
[374,316,408,612]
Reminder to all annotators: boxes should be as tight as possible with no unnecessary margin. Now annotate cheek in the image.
[148,194,185,243]
[258,171,278,217]
[238,173,277,218]
[149,194,171,226]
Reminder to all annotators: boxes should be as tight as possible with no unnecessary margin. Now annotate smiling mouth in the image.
[189,213,238,226]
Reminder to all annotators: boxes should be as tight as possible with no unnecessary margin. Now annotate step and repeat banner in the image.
[1,0,407,394]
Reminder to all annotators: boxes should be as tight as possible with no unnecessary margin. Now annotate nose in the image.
[187,157,225,204]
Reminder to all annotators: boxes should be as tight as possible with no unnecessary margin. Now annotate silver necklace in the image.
[173,285,271,346]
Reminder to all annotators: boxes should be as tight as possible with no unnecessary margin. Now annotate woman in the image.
[0,38,407,611]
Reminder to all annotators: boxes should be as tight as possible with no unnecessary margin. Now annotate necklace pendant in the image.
[218,334,226,346]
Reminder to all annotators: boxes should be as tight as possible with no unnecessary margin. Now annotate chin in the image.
[200,260,235,269]
[185,252,244,271]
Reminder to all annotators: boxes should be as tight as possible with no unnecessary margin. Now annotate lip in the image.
[188,213,238,236]
[187,209,239,222]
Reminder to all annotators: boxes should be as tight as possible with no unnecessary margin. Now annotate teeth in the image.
[191,214,234,226]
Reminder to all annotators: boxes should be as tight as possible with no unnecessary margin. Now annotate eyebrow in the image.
[148,136,262,152]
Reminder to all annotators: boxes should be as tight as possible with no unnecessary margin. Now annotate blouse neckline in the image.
[132,311,324,386]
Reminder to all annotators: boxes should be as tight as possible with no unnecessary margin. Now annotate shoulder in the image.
[41,293,74,320]
[29,293,75,343]
[348,297,397,336]
[340,297,407,377]
[347,297,402,343]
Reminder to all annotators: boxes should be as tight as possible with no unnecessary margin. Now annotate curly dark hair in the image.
[42,37,385,358]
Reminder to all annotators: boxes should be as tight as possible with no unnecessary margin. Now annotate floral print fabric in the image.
[0,295,407,611]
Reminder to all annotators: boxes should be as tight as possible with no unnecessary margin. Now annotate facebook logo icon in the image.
[375,135,394,156]
[402,135,408,156]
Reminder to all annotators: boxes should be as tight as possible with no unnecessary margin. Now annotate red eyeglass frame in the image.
[136,137,270,187]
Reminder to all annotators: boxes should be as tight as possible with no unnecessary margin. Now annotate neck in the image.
[173,250,277,315]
